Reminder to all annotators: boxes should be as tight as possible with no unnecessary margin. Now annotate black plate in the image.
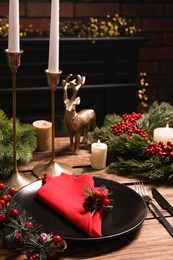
[13,177,147,241]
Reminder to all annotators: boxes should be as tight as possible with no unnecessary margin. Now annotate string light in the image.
[0,14,141,38]
[138,72,149,112]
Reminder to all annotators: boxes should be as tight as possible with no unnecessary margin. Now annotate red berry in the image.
[11,208,19,217]
[14,232,21,243]
[1,194,9,202]
[29,254,38,260]
[6,194,12,201]
[103,198,110,207]
[94,191,101,199]
[0,183,5,190]
[25,221,34,228]
[53,235,63,244]
[0,214,7,223]
[9,187,16,194]
[169,152,173,158]
[0,199,6,206]
[100,192,108,200]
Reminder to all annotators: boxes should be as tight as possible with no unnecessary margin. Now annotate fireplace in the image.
[0,36,147,136]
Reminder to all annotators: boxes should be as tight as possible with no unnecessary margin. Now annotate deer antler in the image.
[62,74,73,101]
[70,75,86,100]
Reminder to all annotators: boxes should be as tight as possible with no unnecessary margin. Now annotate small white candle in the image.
[91,140,108,170]
[48,0,59,72]
[33,120,52,152]
[153,126,173,145]
[8,0,20,52]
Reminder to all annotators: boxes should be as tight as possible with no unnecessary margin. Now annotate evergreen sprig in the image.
[0,109,37,178]
[89,102,173,183]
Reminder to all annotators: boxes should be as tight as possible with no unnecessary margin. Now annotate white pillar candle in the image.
[48,0,59,72]
[91,140,108,170]
[153,127,173,145]
[8,0,20,52]
[33,120,52,152]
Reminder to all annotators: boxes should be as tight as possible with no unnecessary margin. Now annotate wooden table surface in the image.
[1,137,173,260]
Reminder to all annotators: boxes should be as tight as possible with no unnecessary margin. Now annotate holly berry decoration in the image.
[25,232,67,260]
[0,181,67,259]
[146,141,173,161]
[111,112,148,138]
[83,185,113,216]
[0,182,17,224]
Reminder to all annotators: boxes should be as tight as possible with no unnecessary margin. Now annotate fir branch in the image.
[0,109,37,177]
[107,157,173,182]
[103,113,122,127]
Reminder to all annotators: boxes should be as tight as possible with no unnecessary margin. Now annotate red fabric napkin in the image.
[36,173,102,237]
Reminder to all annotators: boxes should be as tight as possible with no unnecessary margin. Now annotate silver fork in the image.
[134,182,173,237]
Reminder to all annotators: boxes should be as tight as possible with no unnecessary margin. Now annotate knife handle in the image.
[150,202,173,238]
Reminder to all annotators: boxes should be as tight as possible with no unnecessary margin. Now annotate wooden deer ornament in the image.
[62,74,96,154]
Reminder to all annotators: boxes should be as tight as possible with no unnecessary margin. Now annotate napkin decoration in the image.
[83,185,112,217]
[37,173,112,238]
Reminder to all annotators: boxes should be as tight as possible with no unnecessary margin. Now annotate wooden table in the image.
[1,137,173,260]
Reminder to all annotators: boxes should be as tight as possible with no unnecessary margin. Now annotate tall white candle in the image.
[91,140,108,170]
[8,0,20,52]
[153,127,173,145]
[48,0,59,73]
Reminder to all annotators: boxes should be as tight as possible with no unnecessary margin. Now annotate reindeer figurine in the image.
[62,74,96,155]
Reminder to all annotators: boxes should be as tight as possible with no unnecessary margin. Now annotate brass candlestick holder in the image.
[5,49,37,188]
[32,70,73,179]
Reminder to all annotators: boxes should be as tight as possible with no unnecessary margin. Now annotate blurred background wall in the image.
[1,0,173,106]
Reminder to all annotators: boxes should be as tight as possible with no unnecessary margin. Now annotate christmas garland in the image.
[0,109,37,178]
[89,102,173,183]
[0,182,67,260]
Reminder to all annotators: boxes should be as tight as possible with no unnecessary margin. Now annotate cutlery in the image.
[152,188,173,215]
[135,182,173,237]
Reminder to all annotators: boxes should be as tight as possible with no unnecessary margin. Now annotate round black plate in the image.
[13,177,147,241]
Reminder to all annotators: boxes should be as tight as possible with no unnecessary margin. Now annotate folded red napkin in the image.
[36,173,103,237]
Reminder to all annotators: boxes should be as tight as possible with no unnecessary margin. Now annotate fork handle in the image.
[150,202,173,237]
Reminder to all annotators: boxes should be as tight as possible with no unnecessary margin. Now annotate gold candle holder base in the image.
[32,70,73,178]
[32,160,74,179]
[5,170,37,190]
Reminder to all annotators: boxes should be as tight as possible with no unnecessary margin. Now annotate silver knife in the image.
[152,188,173,215]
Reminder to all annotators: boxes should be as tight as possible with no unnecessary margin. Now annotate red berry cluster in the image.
[146,141,173,160]
[0,182,18,223]
[26,233,67,260]
[83,186,112,215]
[13,221,34,244]
[122,112,143,122]
[111,112,148,138]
